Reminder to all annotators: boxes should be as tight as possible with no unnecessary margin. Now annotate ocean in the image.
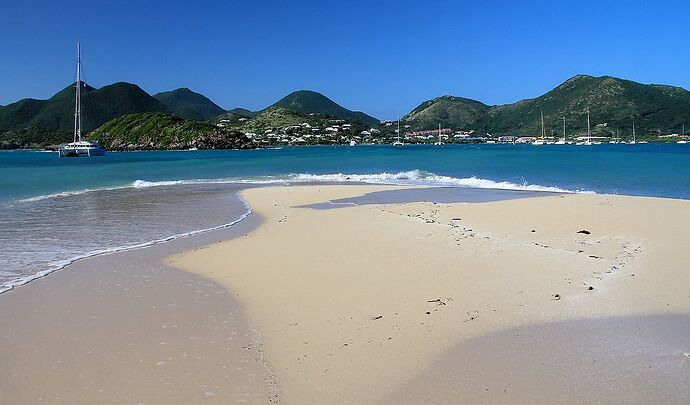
[1,143,689,292]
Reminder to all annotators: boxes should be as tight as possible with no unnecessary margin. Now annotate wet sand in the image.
[0,212,278,404]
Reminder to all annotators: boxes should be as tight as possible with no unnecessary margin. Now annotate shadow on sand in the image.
[383,314,690,404]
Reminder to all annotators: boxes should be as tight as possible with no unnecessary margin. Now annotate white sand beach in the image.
[171,185,690,403]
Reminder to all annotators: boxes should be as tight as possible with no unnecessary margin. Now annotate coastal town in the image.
[218,116,690,146]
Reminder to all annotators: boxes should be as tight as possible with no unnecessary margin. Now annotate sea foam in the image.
[0,194,252,294]
[285,170,594,194]
[17,170,592,204]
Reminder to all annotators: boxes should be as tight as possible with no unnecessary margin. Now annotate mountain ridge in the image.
[268,90,379,125]
[405,74,690,136]
[0,82,168,133]
[153,88,226,121]
[2,74,689,148]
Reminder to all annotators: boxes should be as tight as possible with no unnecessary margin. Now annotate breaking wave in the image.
[285,170,594,194]
[17,170,593,203]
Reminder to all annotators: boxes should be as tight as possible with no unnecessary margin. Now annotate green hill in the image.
[227,107,256,117]
[215,108,256,127]
[234,106,310,132]
[406,75,690,137]
[227,106,371,136]
[0,82,168,134]
[89,112,255,150]
[269,90,378,125]
[153,88,226,121]
[405,96,490,131]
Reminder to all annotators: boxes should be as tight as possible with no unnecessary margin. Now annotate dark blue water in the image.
[1,144,689,293]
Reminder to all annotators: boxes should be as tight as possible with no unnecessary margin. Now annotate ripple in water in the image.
[0,183,254,293]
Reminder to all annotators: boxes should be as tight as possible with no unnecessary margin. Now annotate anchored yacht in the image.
[58,43,106,157]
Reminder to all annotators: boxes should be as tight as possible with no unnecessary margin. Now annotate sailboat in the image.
[577,109,593,145]
[58,43,106,158]
[554,116,566,144]
[434,123,445,145]
[392,118,404,146]
[628,117,637,144]
[533,111,546,145]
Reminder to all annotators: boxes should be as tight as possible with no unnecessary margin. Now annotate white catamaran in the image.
[58,43,106,157]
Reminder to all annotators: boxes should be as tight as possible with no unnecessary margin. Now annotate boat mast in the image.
[397,118,401,142]
[73,43,82,143]
[540,110,545,140]
[438,123,441,143]
[562,116,566,142]
[632,117,636,143]
[587,109,591,143]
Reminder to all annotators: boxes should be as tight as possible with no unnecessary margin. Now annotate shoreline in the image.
[2,139,687,153]
[0,182,567,295]
[2,183,689,403]
[0,208,279,404]
[0,190,253,295]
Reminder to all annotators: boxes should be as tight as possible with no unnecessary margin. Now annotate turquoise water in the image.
[2,143,689,202]
[1,144,689,293]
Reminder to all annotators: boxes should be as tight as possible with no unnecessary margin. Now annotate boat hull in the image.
[58,146,106,157]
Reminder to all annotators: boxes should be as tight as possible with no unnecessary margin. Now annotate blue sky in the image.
[1,0,689,119]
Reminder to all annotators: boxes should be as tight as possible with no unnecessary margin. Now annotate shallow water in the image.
[299,187,545,209]
[0,183,253,292]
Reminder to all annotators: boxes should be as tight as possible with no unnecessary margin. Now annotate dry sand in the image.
[171,185,690,404]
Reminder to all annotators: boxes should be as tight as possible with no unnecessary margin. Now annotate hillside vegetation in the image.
[406,75,690,137]
[89,112,254,150]
[0,127,73,149]
[153,88,226,120]
[405,96,490,131]
[2,74,689,148]
[227,108,256,117]
[269,90,379,125]
[0,82,168,133]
